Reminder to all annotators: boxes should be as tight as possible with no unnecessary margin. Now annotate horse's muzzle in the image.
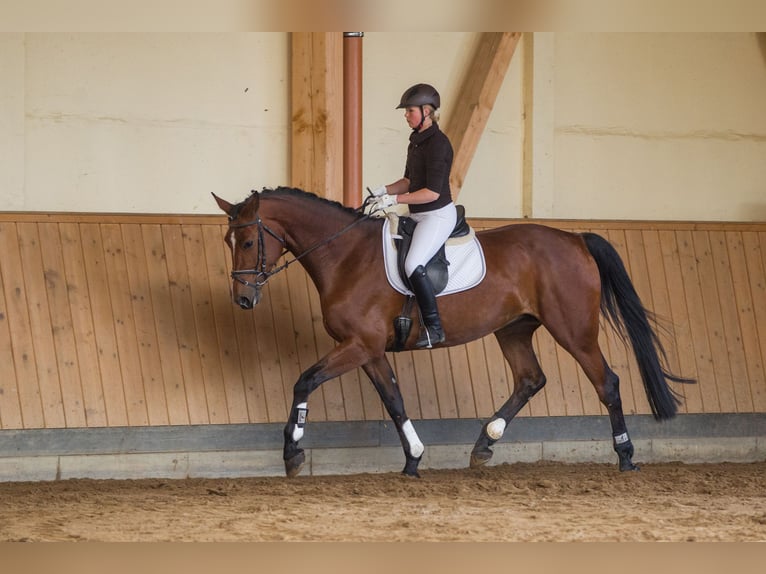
[235,289,261,309]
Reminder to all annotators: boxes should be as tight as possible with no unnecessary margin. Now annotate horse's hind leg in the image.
[471,321,546,468]
[574,348,639,471]
[548,318,639,471]
[362,356,424,477]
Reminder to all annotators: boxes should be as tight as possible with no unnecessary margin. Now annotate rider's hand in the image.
[372,193,397,210]
[369,185,388,198]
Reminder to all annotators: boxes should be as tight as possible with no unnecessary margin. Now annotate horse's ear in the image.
[212,193,234,216]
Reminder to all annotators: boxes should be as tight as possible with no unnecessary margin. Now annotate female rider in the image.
[370,83,457,349]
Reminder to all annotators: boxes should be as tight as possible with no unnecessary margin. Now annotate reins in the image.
[229,196,380,291]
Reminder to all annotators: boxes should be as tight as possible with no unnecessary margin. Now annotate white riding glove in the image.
[372,193,397,210]
[369,185,388,198]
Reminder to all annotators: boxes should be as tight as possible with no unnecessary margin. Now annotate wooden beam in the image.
[290,33,343,202]
[444,32,522,198]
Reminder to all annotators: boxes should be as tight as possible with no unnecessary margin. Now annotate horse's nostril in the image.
[237,296,253,310]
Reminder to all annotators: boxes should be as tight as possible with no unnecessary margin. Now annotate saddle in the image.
[394,205,471,293]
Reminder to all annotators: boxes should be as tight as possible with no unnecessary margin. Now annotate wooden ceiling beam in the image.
[444,32,522,198]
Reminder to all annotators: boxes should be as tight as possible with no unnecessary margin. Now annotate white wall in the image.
[2,33,289,213]
[552,33,766,221]
[1,33,764,220]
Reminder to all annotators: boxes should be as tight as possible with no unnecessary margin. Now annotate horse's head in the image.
[213,191,285,309]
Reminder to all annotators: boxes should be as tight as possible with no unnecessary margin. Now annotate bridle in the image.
[228,215,287,291]
[227,198,376,292]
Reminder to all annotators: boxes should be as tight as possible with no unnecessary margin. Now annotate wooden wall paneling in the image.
[533,330,565,416]
[181,224,229,424]
[100,223,149,426]
[121,224,170,426]
[0,222,45,428]
[140,224,190,426]
[266,266,315,420]
[692,230,728,412]
[3,215,766,433]
[710,231,752,412]
[554,341,586,416]
[640,229,687,414]
[296,280,328,421]
[201,224,250,424]
[338,368,365,422]
[393,351,423,420]
[0,224,24,429]
[250,288,288,423]
[304,279,337,421]
[160,224,209,425]
[412,350,441,420]
[447,346,478,418]
[229,297,270,423]
[464,338,494,417]
[58,223,107,427]
[430,347,458,419]
[16,224,66,428]
[526,334,551,417]
[78,223,128,426]
[37,222,87,428]
[284,264,319,383]
[675,230,716,413]
[743,232,766,411]
[724,231,761,412]
[481,336,513,416]
[658,230,702,412]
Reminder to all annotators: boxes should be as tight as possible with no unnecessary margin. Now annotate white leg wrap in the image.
[292,402,308,442]
[402,419,424,458]
[486,418,507,440]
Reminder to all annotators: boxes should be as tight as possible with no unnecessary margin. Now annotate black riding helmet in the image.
[396,83,440,131]
[396,83,441,110]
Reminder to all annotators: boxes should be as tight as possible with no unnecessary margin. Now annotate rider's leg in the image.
[405,204,457,349]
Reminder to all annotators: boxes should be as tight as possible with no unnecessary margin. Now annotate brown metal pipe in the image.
[343,32,363,208]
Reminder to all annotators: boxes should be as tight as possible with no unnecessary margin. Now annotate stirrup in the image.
[415,326,445,349]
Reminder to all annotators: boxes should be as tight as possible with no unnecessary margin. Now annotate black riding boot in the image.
[408,265,445,349]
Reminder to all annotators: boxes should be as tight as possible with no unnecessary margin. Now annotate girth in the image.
[395,205,470,294]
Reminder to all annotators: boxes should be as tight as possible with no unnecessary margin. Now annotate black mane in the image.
[241,186,363,218]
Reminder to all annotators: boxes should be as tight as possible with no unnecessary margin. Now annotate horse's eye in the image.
[243,240,254,249]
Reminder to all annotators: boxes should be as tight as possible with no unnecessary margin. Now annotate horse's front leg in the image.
[362,355,424,477]
[283,340,369,478]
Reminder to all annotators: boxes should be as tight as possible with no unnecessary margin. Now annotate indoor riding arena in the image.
[1,31,765,544]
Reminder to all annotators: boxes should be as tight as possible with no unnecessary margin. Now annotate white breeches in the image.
[404,203,458,277]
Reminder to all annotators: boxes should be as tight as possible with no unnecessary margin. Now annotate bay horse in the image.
[213,187,692,478]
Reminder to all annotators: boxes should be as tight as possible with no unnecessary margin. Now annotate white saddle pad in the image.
[381,216,486,297]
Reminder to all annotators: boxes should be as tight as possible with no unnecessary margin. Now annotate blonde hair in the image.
[424,104,440,123]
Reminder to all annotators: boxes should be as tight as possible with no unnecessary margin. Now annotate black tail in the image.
[581,232,695,421]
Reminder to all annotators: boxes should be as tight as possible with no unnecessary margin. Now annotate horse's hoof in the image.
[402,456,422,477]
[469,448,493,468]
[620,462,640,472]
[285,450,306,478]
